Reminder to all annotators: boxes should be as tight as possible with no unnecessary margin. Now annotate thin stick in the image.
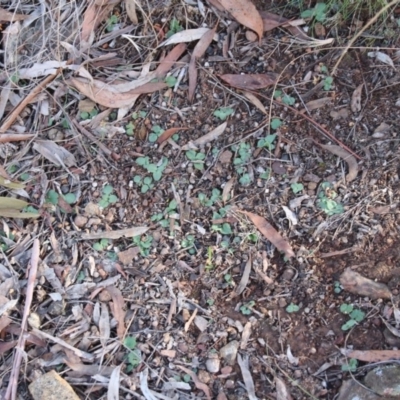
[0,73,58,134]
[5,239,40,400]
[331,0,400,76]
[71,119,121,161]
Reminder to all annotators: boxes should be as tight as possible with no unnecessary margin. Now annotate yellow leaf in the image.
[0,177,25,190]
[0,197,28,209]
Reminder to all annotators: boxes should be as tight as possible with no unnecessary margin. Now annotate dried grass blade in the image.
[242,91,267,114]
[125,0,138,24]
[157,127,188,145]
[0,8,27,22]
[237,354,257,400]
[0,134,35,143]
[159,28,211,46]
[234,255,251,296]
[81,226,148,240]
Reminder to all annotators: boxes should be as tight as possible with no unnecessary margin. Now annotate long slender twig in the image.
[5,239,40,400]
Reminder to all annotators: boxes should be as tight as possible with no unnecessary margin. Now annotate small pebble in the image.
[206,352,220,374]
[198,370,211,384]
[74,215,88,228]
[245,30,258,42]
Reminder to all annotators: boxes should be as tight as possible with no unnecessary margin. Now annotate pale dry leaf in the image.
[240,210,295,258]
[219,0,263,41]
[351,84,363,113]
[189,27,216,101]
[99,303,110,346]
[260,10,309,40]
[68,77,167,108]
[160,27,212,46]
[281,205,298,226]
[81,226,148,240]
[157,127,188,144]
[304,97,330,112]
[181,122,227,150]
[320,144,358,182]
[235,256,251,296]
[222,177,235,203]
[240,322,252,350]
[18,61,68,79]
[242,91,267,114]
[106,286,126,339]
[368,51,395,68]
[140,369,158,400]
[0,82,11,121]
[125,0,138,24]
[0,8,27,22]
[33,140,77,167]
[286,345,299,366]
[107,365,121,400]
[342,349,400,363]
[177,365,212,400]
[372,122,390,138]
[237,354,257,400]
[220,73,277,90]
[339,268,391,299]
[275,376,293,400]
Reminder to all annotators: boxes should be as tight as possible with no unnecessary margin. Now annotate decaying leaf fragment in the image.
[33,140,77,167]
[351,84,363,113]
[81,226,148,240]
[220,73,277,90]
[181,122,227,150]
[341,348,400,363]
[320,144,358,182]
[339,268,391,299]
[239,210,295,258]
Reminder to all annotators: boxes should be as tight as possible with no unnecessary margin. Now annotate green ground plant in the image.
[98,185,118,208]
[340,303,365,330]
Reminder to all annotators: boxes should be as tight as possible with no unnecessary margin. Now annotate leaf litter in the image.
[0,0,399,399]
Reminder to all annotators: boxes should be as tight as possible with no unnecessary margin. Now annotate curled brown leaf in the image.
[320,144,358,182]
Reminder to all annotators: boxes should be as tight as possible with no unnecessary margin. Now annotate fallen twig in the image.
[5,239,40,400]
[72,119,121,161]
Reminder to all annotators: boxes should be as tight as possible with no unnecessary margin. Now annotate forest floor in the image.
[0,0,400,399]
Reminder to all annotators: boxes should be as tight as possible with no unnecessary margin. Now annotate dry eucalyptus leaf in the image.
[351,84,363,113]
[304,97,330,112]
[218,0,263,41]
[125,0,138,24]
[320,144,358,182]
[33,140,77,167]
[242,91,267,114]
[342,349,400,363]
[0,7,27,22]
[237,354,257,400]
[368,51,395,68]
[240,210,295,258]
[235,257,251,296]
[106,286,126,339]
[220,73,277,90]
[160,27,212,46]
[108,365,122,400]
[330,108,349,120]
[181,122,227,150]
[99,303,110,346]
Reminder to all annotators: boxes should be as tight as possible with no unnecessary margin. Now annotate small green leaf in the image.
[270,118,282,130]
[213,107,234,121]
[141,184,149,193]
[46,190,59,205]
[149,133,158,142]
[108,194,118,203]
[136,157,148,166]
[239,173,252,186]
[124,336,137,350]
[282,94,295,106]
[342,358,358,372]
[342,319,357,331]
[165,75,177,87]
[350,309,365,322]
[80,111,90,120]
[98,199,109,208]
[93,242,104,251]
[221,223,232,235]
[63,193,76,204]
[286,303,300,313]
[153,170,162,181]
[340,303,353,314]
[133,175,142,184]
[291,183,304,194]
[186,150,197,161]
[103,185,114,195]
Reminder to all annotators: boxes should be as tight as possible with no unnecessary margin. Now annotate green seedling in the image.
[132,111,147,120]
[166,18,183,38]
[80,109,98,120]
[61,119,70,129]
[301,3,327,22]
[136,156,168,181]
[334,281,342,293]
[45,189,76,210]
[317,182,344,216]
[270,118,282,130]
[224,273,234,286]
[134,175,154,193]
[93,238,109,252]
[133,235,153,257]
[106,14,119,32]
[240,300,255,315]
[205,246,214,272]
[98,185,118,208]
[19,173,31,181]
[186,150,206,170]
[213,107,234,121]
[125,121,135,136]
[260,169,271,180]
[291,183,304,194]
[286,303,300,313]
[124,336,142,372]
[165,76,177,88]
[206,298,215,306]
[257,134,277,151]
[274,90,295,106]
[340,303,365,331]
[198,188,221,207]
[7,164,18,174]
[323,76,334,91]
[342,358,358,372]
[76,270,86,283]
[148,125,164,143]
[232,142,253,185]
[212,206,232,233]
[151,199,178,228]
[181,234,196,254]
[23,206,39,215]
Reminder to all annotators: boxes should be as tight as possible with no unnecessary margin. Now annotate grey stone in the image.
[219,340,239,366]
